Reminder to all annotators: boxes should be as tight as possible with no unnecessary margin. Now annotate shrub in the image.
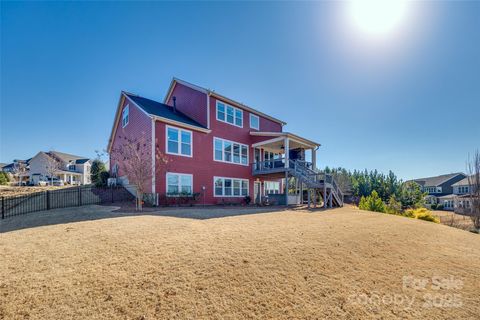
[403,208,439,223]
[358,190,386,213]
[430,203,437,210]
[436,204,444,210]
[403,209,416,218]
[95,171,110,187]
[0,172,9,185]
[385,195,402,214]
[91,159,107,185]
[416,211,440,223]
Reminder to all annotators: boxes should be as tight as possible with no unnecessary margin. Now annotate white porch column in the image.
[284,137,289,168]
[312,148,317,170]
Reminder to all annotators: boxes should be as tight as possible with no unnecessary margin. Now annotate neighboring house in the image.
[29,151,92,185]
[411,173,466,210]
[452,176,478,214]
[108,78,343,206]
[1,159,31,185]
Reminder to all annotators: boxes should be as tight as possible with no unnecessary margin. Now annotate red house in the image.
[107,78,343,206]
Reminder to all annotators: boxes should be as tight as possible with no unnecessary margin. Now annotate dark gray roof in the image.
[452,176,474,187]
[126,93,207,129]
[75,159,90,164]
[49,151,89,163]
[412,173,465,187]
[2,163,14,169]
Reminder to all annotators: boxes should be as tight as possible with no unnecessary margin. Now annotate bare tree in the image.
[466,149,480,230]
[10,161,28,186]
[111,132,168,211]
[45,153,62,185]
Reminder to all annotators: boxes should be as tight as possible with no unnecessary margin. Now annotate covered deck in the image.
[250,131,343,208]
[251,131,319,177]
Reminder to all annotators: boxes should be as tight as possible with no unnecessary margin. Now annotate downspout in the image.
[207,91,211,129]
[151,117,156,198]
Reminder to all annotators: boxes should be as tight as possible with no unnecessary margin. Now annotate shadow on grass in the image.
[0,203,332,233]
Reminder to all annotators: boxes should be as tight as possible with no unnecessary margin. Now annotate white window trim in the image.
[213,137,249,166]
[264,180,281,194]
[216,100,243,128]
[122,104,129,128]
[166,172,193,196]
[165,125,193,158]
[249,113,260,130]
[213,176,249,197]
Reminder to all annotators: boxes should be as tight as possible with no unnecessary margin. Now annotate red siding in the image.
[110,96,153,193]
[154,87,285,204]
[112,83,286,204]
[167,83,208,128]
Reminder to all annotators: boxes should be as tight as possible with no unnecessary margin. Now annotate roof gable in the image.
[126,94,207,129]
[164,78,287,126]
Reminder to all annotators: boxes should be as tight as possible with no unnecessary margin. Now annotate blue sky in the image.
[1,1,479,180]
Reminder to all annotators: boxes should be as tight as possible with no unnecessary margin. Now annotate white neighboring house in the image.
[29,151,92,185]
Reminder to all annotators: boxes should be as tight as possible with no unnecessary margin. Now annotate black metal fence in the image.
[1,186,134,219]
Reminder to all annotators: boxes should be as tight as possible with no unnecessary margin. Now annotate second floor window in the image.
[214,137,248,165]
[167,126,192,157]
[68,164,76,171]
[122,104,129,128]
[250,114,259,130]
[458,186,469,194]
[216,101,243,127]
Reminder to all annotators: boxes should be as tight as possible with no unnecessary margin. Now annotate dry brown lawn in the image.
[0,185,72,197]
[432,210,475,231]
[0,206,479,319]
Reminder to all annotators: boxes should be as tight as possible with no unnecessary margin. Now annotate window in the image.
[444,200,454,208]
[68,164,76,172]
[425,186,441,194]
[213,138,248,165]
[264,181,281,195]
[166,126,192,157]
[167,173,193,196]
[122,104,129,127]
[250,114,259,130]
[214,177,248,197]
[216,101,243,127]
[458,186,469,194]
[264,151,282,168]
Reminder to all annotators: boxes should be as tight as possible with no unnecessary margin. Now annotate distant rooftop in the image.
[412,173,465,187]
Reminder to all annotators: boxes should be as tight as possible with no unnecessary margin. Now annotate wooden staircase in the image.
[290,160,344,207]
[252,158,344,208]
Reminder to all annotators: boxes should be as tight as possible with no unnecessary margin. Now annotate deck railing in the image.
[252,157,288,173]
[252,158,344,206]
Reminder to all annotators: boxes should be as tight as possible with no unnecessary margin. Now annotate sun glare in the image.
[348,0,409,36]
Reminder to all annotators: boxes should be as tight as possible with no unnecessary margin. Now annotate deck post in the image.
[323,181,327,209]
[284,137,289,168]
[307,189,311,208]
[299,181,303,205]
[312,148,316,171]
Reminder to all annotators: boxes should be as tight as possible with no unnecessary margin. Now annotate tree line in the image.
[325,167,425,209]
